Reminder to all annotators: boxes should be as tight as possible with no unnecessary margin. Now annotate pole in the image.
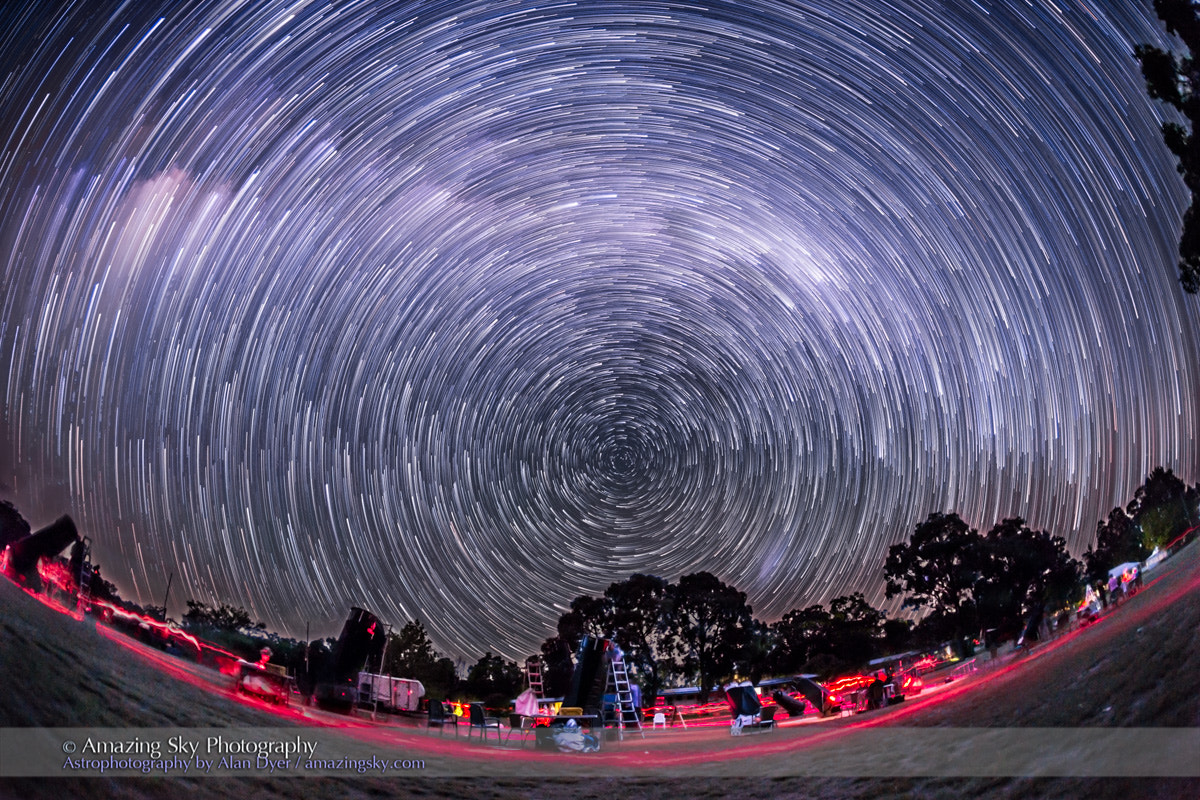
[372,623,392,721]
[161,572,174,622]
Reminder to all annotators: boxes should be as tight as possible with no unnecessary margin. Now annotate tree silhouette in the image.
[181,600,259,632]
[769,594,889,677]
[885,512,982,643]
[738,618,774,684]
[537,635,575,698]
[555,593,611,653]
[383,620,438,676]
[825,593,885,667]
[768,604,830,676]
[463,651,521,706]
[378,620,458,700]
[662,572,753,702]
[1136,1,1200,292]
[974,518,1080,640]
[1085,507,1149,583]
[1126,467,1198,549]
[603,573,669,705]
[532,592,611,699]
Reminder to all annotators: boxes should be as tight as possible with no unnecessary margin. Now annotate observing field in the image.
[2,537,1199,800]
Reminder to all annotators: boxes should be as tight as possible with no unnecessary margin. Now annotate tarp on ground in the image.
[514,689,539,716]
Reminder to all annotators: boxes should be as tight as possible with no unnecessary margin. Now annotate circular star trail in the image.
[1,0,1198,664]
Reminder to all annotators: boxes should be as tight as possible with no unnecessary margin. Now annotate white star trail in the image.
[1,0,1197,663]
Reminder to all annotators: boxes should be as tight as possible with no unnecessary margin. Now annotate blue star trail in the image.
[1,0,1197,664]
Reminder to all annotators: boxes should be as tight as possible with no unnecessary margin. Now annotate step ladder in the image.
[607,655,643,739]
[76,564,94,611]
[525,656,545,698]
[74,537,94,612]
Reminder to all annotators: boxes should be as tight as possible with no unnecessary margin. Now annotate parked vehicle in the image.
[357,672,425,712]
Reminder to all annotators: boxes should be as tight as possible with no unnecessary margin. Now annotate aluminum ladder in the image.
[74,536,94,612]
[607,656,644,739]
[525,656,545,698]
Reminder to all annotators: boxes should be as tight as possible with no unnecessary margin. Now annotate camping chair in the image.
[758,705,777,730]
[468,702,502,743]
[427,700,458,737]
[506,713,535,746]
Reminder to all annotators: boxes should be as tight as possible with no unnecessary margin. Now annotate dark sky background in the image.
[1,0,1197,666]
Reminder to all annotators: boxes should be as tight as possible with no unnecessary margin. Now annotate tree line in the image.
[2,466,1196,705]
[520,467,1197,703]
[1137,1,1200,293]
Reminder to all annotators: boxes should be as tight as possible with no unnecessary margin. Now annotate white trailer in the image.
[356,672,425,712]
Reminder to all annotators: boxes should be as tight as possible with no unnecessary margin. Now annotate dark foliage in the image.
[603,573,669,703]
[661,572,753,702]
[462,651,522,704]
[1137,1,1200,291]
[974,518,1081,641]
[1084,507,1147,583]
[884,512,982,641]
[537,635,575,697]
[768,604,831,675]
[181,599,260,632]
[1126,467,1198,550]
[381,619,458,700]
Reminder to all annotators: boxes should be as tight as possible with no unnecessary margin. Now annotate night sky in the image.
[2,0,1198,666]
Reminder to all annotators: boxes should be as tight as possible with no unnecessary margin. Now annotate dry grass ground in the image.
[3,537,1199,799]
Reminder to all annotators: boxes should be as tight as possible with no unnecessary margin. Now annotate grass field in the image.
[2,537,1199,799]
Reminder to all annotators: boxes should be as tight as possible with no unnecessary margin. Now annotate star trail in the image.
[2,0,1198,665]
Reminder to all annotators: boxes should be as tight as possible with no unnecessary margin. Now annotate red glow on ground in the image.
[4,535,1197,772]
[89,598,204,653]
[12,579,86,621]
